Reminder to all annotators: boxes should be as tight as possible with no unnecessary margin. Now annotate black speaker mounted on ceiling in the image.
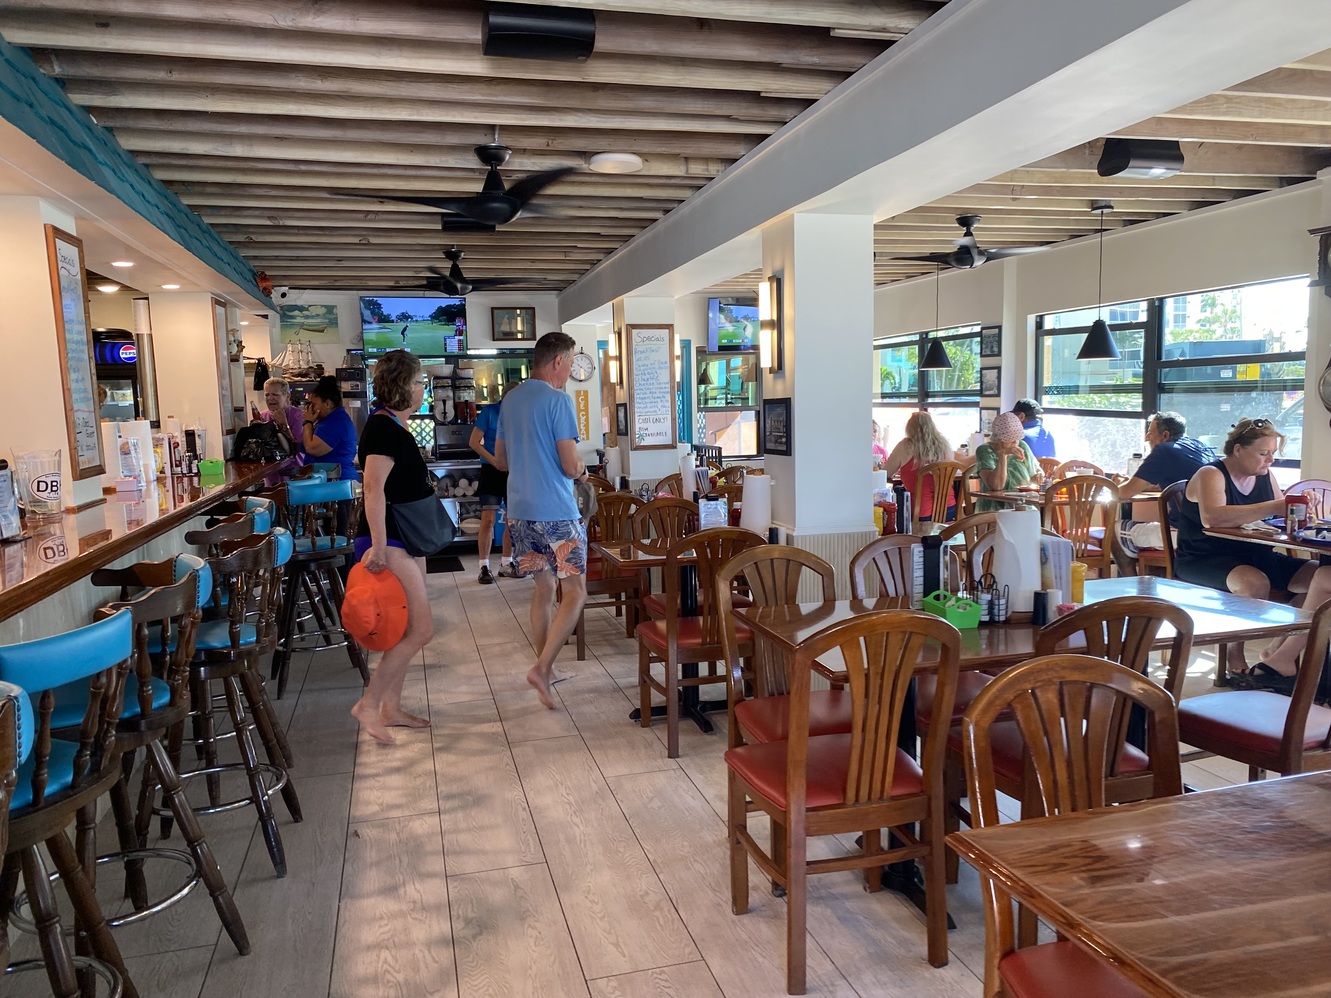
[483,2,595,61]
[1097,137,1185,179]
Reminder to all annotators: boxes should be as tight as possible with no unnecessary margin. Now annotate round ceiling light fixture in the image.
[110,260,134,268]
[161,283,180,290]
[588,152,643,174]
[96,282,121,293]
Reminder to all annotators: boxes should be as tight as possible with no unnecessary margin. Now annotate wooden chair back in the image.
[631,497,697,554]
[1269,599,1331,773]
[913,460,964,525]
[104,574,200,727]
[1147,479,1187,579]
[659,528,766,650]
[1037,456,1060,479]
[1048,459,1104,481]
[1035,595,1194,700]
[588,492,642,545]
[716,466,748,485]
[849,535,917,599]
[653,473,685,498]
[205,534,282,657]
[703,483,743,505]
[716,547,835,729]
[586,474,616,494]
[1287,478,1331,522]
[1041,473,1119,576]
[952,520,1062,592]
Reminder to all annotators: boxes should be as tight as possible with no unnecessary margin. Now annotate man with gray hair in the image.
[495,331,588,710]
[1115,410,1216,567]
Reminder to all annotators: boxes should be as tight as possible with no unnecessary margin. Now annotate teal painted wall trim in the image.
[0,35,263,300]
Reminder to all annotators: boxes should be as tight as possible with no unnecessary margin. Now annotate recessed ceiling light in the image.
[240,320,249,325]
[161,283,180,290]
[588,152,643,174]
[110,260,134,268]
[96,283,121,293]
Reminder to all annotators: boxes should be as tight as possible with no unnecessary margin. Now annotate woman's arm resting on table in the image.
[1192,465,1284,528]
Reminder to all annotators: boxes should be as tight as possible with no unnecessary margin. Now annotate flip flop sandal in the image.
[1245,663,1297,694]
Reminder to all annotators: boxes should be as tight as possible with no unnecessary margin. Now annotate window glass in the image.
[1039,327,1144,410]
[874,339,920,399]
[925,336,980,395]
[1041,302,1148,329]
[696,350,759,409]
[1161,278,1309,353]
[698,409,758,457]
[1041,414,1145,476]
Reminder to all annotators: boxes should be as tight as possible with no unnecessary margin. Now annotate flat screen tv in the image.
[360,295,466,356]
[707,297,758,352]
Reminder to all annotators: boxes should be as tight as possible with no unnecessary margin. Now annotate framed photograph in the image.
[491,306,537,341]
[980,367,1001,398]
[762,397,792,456]
[615,402,629,437]
[44,225,104,480]
[979,325,1002,357]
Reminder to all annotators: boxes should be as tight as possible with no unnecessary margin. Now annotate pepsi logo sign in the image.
[116,343,137,363]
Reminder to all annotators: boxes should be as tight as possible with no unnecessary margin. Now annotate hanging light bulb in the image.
[919,264,953,371]
[1078,202,1121,361]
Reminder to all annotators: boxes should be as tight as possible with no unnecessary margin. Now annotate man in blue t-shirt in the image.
[469,396,517,584]
[1115,410,1216,560]
[1013,398,1057,460]
[495,332,587,710]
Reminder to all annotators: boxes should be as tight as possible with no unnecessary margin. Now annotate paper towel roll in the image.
[991,508,1042,612]
[872,469,888,491]
[604,446,622,487]
[122,420,156,481]
[100,422,121,485]
[679,451,697,498]
[739,471,772,535]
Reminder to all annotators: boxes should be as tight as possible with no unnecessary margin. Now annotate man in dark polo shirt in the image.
[1115,410,1216,563]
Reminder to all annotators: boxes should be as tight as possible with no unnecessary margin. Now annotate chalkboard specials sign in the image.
[626,324,677,450]
[45,225,104,480]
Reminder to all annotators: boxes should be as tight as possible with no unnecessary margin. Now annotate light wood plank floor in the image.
[0,557,1259,997]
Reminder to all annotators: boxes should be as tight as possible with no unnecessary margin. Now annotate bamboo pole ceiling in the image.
[3,0,1329,293]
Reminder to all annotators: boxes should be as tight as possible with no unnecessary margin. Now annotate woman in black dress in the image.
[1176,417,1331,682]
[350,350,435,743]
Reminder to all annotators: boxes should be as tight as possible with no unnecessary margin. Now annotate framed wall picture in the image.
[491,306,537,341]
[44,225,104,480]
[615,402,629,437]
[979,325,1002,357]
[980,367,1001,397]
[762,397,792,456]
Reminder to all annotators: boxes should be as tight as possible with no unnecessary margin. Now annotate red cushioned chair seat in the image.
[725,735,922,809]
[643,591,752,618]
[1178,690,1331,756]
[1000,941,1149,998]
[636,616,750,651]
[948,719,1148,785]
[915,672,995,730]
[734,689,853,743]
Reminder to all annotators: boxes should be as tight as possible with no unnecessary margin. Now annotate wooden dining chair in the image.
[715,546,840,749]
[586,473,616,494]
[1177,599,1331,782]
[703,483,744,506]
[1041,473,1119,578]
[725,610,961,993]
[1048,459,1104,481]
[574,493,644,656]
[1037,456,1060,480]
[716,466,748,486]
[653,472,685,498]
[848,534,917,599]
[1130,479,1187,578]
[633,497,700,619]
[637,527,766,758]
[959,654,1181,998]
[912,460,965,526]
[1286,478,1331,522]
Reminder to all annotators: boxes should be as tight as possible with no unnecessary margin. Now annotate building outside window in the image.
[873,324,981,454]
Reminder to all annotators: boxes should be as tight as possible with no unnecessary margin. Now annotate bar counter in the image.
[0,460,289,622]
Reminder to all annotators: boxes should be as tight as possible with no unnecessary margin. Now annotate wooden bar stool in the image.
[0,612,138,998]
[77,555,250,954]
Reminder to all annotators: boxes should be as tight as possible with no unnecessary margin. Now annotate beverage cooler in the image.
[92,328,145,422]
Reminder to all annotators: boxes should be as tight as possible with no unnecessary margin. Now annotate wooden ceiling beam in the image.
[237,245,610,260]
[928,195,1199,213]
[34,51,804,123]
[982,169,1285,190]
[1111,115,1331,148]
[86,108,763,159]
[4,0,887,72]
[1225,67,1331,101]
[1159,95,1331,130]
[496,0,941,33]
[197,210,651,235]
[0,11,846,96]
[224,233,626,248]
[958,182,1250,201]
[185,188,675,213]
[881,211,1132,229]
[64,80,779,134]
[1027,141,1329,177]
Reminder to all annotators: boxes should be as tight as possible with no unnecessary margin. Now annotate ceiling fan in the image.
[343,132,576,227]
[408,247,530,296]
[893,214,1050,270]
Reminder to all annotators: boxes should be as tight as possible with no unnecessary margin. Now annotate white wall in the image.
[874,183,1322,430]
[148,292,227,459]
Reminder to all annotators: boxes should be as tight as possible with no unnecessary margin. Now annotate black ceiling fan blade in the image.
[426,266,469,296]
[439,217,497,233]
[339,191,478,214]
[469,277,532,290]
[891,253,955,264]
[505,167,577,207]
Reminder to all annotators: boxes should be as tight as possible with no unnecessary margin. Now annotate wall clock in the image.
[569,348,596,382]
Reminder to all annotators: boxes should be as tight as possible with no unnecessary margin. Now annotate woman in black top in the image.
[350,350,435,744]
[1177,417,1331,682]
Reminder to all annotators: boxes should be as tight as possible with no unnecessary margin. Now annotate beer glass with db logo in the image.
[12,450,63,519]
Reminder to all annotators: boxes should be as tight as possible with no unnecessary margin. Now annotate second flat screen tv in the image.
[707,297,758,352]
[360,295,466,356]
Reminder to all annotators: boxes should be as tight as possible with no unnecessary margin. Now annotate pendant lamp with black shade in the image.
[1077,201,1121,361]
[919,264,954,371]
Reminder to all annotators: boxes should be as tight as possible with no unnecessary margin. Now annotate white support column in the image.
[762,213,877,595]
[148,292,226,459]
[1304,169,1331,481]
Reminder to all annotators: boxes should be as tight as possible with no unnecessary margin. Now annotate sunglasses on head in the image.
[1232,418,1272,431]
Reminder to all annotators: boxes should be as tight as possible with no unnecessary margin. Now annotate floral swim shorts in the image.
[508,518,587,579]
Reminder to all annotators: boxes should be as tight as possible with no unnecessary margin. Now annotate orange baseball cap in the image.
[343,563,408,651]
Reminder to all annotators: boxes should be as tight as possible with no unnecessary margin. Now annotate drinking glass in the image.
[12,449,63,519]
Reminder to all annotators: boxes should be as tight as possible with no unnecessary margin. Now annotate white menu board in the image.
[45,225,104,480]
[627,324,676,449]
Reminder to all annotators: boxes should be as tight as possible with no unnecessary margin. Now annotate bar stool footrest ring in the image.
[156,761,289,817]
[7,956,123,997]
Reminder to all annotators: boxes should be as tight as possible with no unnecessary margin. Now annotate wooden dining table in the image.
[1204,523,1331,559]
[947,771,1331,998]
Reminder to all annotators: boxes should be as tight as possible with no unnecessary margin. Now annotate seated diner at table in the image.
[1116,410,1215,557]
[1175,416,1331,683]
[973,411,1043,512]
[880,411,956,522]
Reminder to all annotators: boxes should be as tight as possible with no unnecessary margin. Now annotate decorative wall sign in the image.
[980,367,1001,397]
[979,325,1002,357]
[762,397,792,456]
[627,324,677,449]
[615,403,629,437]
[575,389,590,441]
[491,306,537,341]
[278,303,340,343]
[44,225,104,480]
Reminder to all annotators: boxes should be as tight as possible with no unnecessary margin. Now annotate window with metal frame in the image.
[873,324,981,452]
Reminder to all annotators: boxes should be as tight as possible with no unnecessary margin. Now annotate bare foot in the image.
[381,707,431,728]
[527,666,556,710]
[351,699,395,744]
[550,667,576,685]
[1224,645,1249,675]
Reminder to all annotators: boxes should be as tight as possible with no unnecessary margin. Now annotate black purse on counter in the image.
[389,494,456,557]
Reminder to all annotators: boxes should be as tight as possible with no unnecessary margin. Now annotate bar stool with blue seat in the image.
[172,530,301,877]
[77,555,251,955]
[270,477,367,698]
[0,613,138,998]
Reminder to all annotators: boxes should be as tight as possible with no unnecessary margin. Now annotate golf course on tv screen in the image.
[360,295,467,355]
